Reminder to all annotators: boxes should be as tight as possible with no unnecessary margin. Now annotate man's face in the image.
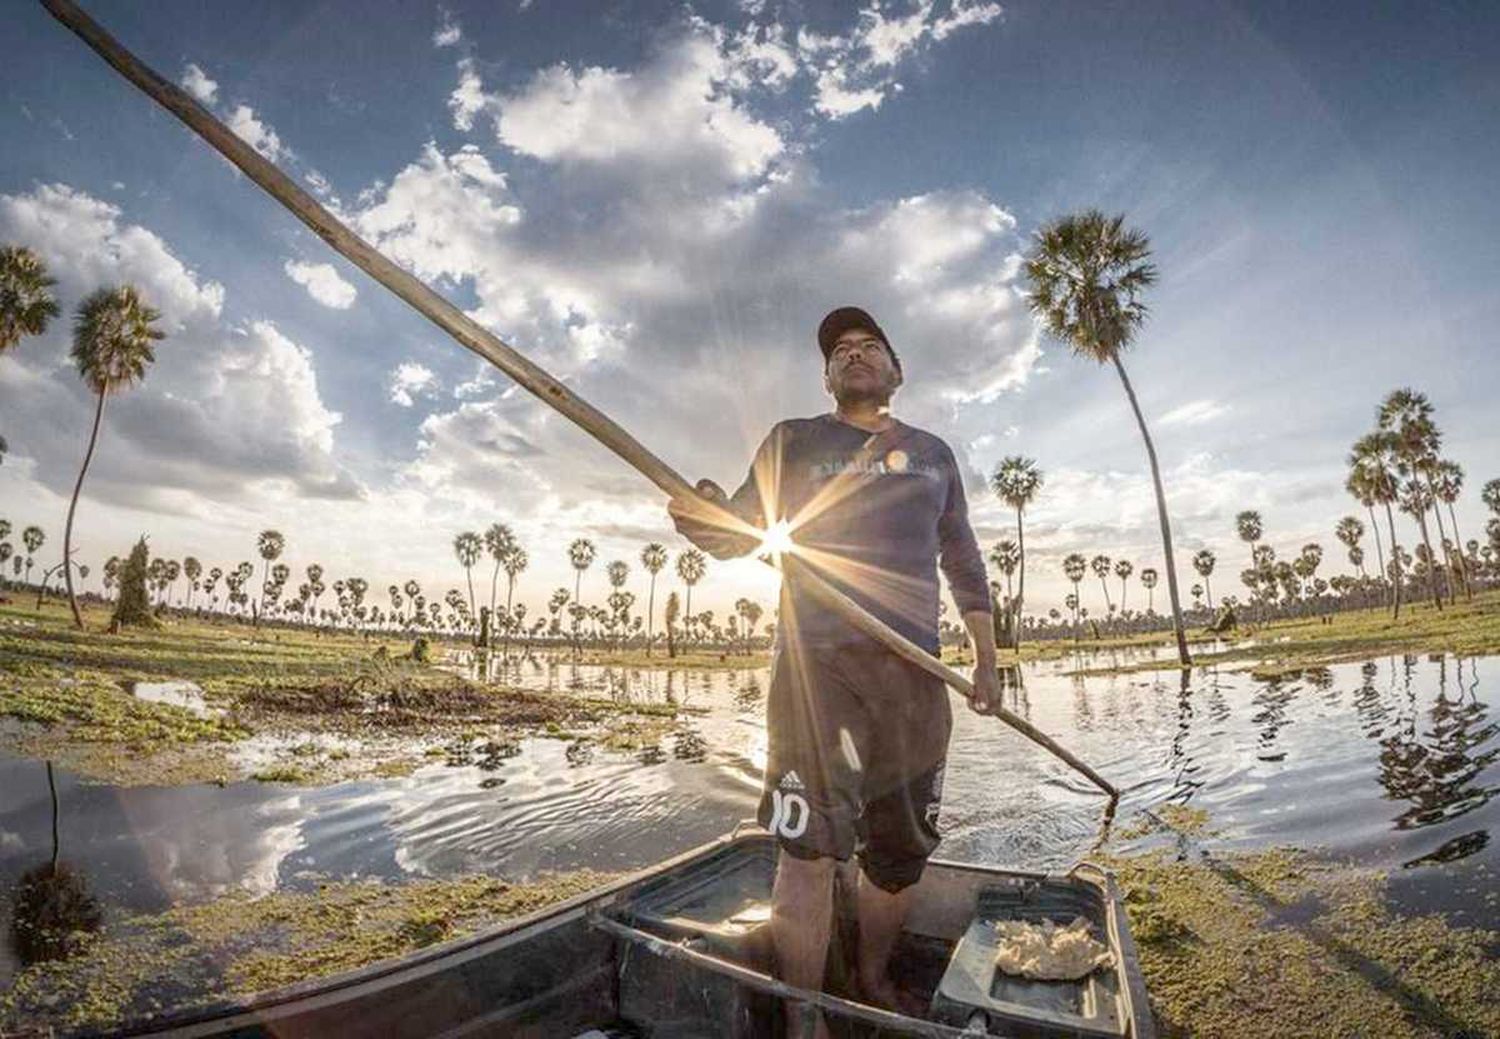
[824,327,902,405]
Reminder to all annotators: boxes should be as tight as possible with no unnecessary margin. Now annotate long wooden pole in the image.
[41,0,1116,799]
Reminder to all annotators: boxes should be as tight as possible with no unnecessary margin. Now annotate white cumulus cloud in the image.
[283,259,357,309]
[225,103,284,162]
[180,62,219,104]
[388,362,441,407]
[433,8,463,47]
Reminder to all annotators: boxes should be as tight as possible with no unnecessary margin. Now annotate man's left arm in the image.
[937,446,1005,714]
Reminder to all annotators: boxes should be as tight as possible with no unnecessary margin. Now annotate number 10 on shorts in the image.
[768,788,809,839]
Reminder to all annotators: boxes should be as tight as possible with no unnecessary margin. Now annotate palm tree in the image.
[483,523,517,617]
[676,548,707,633]
[567,538,596,606]
[988,539,1020,601]
[22,525,44,586]
[1025,211,1189,665]
[1235,511,1263,575]
[453,531,482,618]
[501,546,529,651]
[0,245,61,353]
[183,556,202,610]
[1482,479,1500,516]
[1334,516,1365,581]
[1089,554,1114,614]
[1113,558,1133,613]
[1430,459,1471,598]
[61,286,163,627]
[1139,567,1159,613]
[1192,549,1216,611]
[640,542,669,657]
[254,529,285,626]
[1379,389,1449,606]
[1062,553,1086,626]
[1348,431,1404,618]
[989,456,1043,645]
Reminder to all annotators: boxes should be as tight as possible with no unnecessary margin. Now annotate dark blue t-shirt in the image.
[674,413,991,653]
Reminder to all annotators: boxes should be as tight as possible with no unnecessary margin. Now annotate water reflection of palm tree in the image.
[10,762,102,967]
[1250,676,1297,762]
[1375,662,1497,832]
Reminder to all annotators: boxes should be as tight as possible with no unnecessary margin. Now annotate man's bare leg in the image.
[855,871,917,1012]
[772,852,835,1039]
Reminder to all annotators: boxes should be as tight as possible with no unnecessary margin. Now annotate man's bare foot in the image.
[858,973,927,1018]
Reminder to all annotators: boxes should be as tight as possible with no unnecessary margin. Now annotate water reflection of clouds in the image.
[128,789,306,900]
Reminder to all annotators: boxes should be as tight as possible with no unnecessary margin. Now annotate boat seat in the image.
[929,881,1127,1038]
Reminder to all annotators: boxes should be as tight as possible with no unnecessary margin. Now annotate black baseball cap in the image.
[817,306,901,372]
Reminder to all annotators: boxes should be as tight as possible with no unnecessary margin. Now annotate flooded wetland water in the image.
[2,647,1497,1032]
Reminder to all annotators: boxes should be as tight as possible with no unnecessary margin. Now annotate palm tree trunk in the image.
[464,567,477,621]
[1366,504,1386,606]
[64,389,107,628]
[1445,500,1472,599]
[1205,576,1214,612]
[1423,475,1455,603]
[1383,501,1402,619]
[1112,356,1190,665]
[1014,506,1026,649]
[1412,509,1443,610]
[504,576,515,658]
[490,559,501,619]
[646,573,657,658]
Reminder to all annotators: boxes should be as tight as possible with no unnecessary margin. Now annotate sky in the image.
[2,0,1498,624]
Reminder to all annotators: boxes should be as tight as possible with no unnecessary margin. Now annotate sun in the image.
[759,519,796,557]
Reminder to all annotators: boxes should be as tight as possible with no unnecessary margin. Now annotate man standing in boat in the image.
[669,306,1003,1036]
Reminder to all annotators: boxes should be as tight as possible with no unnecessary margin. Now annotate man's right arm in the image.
[667,425,783,560]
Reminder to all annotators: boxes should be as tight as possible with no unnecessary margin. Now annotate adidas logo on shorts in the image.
[778,770,806,792]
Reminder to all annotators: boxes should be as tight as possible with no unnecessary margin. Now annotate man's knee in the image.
[775,846,838,896]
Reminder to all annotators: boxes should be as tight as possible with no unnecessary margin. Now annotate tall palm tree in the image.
[568,538,597,652]
[567,538,596,605]
[676,548,707,629]
[1062,553,1086,626]
[22,525,44,586]
[1113,558,1133,612]
[1235,511,1263,575]
[989,456,1043,646]
[1378,389,1450,605]
[402,578,420,627]
[640,542,669,657]
[0,245,60,353]
[1348,432,1404,618]
[1089,554,1114,613]
[453,531,482,618]
[1192,549,1216,611]
[182,556,202,610]
[483,523,517,617]
[1430,459,1471,599]
[63,286,163,627]
[1025,211,1189,665]
[501,546,529,650]
[253,529,285,627]
[1139,567,1159,613]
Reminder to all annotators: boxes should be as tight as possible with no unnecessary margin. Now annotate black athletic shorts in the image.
[756,636,951,892]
